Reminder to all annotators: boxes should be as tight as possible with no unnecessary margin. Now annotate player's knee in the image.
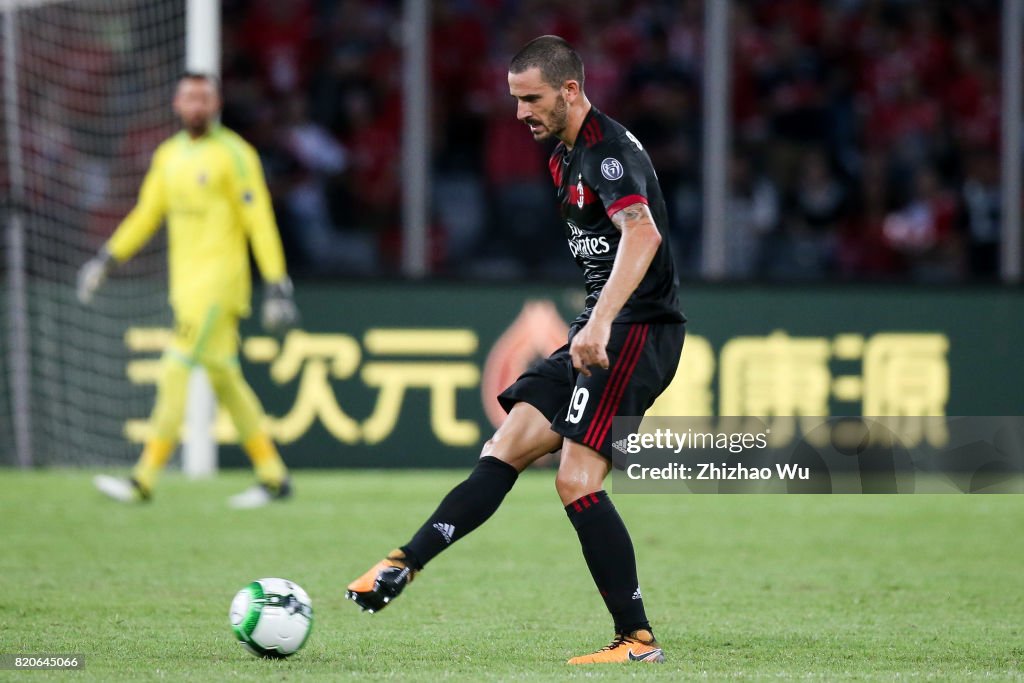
[554,469,586,505]
[158,355,191,385]
[480,436,519,469]
[480,435,535,472]
[204,364,235,395]
[555,457,609,505]
[150,395,187,441]
[151,409,184,440]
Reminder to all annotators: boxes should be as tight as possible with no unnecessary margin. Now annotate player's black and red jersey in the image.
[548,107,685,327]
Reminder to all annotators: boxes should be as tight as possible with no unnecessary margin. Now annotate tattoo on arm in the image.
[612,202,657,232]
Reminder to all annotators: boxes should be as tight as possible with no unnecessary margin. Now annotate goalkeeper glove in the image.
[261,276,299,334]
[76,248,114,305]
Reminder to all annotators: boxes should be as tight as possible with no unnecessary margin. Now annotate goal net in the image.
[2,0,185,466]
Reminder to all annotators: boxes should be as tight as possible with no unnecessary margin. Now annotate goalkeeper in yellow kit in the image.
[79,73,297,509]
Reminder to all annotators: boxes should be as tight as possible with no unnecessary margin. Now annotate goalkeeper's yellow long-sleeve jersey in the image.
[106,124,287,319]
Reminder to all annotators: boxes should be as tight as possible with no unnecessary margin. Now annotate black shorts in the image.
[497,322,685,461]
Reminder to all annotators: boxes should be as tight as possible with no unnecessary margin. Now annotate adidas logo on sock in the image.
[632,587,643,600]
[433,522,455,544]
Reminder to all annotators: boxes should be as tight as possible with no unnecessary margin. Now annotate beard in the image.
[528,94,569,140]
[548,94,569,137]
[181,114,212,137]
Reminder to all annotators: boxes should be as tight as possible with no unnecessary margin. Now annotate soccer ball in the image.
[229,578,313,658]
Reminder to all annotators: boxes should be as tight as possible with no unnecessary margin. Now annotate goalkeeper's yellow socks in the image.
[243,433,288,490]
[131,437,176,494]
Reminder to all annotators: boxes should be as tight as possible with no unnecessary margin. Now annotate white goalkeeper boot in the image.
[93,475,149,503]
[228,479,292,509]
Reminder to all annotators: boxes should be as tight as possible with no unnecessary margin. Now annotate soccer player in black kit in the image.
[347,35,686,665]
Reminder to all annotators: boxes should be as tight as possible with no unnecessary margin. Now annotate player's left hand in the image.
[570,320,611,377]
[261,276,299,334]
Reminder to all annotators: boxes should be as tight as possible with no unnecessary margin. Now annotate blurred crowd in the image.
[218,0,1005,282]
[724,0,1002,282]
[20,0,1003,282]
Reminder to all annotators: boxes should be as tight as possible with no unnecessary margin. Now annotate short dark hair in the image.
[179,71,221,92]
[509,35,584,90]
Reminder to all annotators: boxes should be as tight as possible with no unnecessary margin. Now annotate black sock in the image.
[565,490,652,636]
[400,456,519,570]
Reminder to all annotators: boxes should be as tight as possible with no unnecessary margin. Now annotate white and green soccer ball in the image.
[229,578,313,658]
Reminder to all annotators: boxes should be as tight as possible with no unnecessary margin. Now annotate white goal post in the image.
[180,0,219,479]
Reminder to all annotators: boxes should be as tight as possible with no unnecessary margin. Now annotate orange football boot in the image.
[345,549,417,613]
[567,629,665,664]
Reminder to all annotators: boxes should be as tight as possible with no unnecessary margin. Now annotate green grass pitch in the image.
[1,469,1022,681]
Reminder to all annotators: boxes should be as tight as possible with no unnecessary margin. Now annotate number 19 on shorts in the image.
[566,386,590,424]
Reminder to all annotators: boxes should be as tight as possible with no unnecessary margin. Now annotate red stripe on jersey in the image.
[581,496,591,509]
[583,325,643,448]
[589,493,600,505]
[581,124,594,147]
[585,118,603,145]
[548,152,563,188]
[572,500,583,512]
[591,324,650,449]
[570,181,598,207]
[606,194,649,220]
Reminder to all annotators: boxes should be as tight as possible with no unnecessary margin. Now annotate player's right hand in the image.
[76,250,113,305]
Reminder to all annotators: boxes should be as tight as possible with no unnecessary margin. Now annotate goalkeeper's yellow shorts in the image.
[168,304,239,367]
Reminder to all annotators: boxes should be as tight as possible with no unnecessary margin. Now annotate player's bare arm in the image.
[569,202,662,376]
